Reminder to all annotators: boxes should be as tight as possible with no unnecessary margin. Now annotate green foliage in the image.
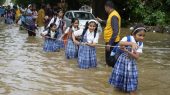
[13,0,42,7]
[127,0,169,26]
[11,0,170,26]
[0,0,6,5]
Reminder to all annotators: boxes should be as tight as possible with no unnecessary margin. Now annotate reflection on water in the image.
[0,26,170,95]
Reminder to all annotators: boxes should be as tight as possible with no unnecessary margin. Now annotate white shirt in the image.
[41,30,56,38]
[64,27,79,34]
[74,29,99,43]
[47,17,66,29]
[121,36,143,53]
[47,17,59,28]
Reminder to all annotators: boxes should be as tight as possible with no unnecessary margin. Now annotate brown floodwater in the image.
[0,24,170,95]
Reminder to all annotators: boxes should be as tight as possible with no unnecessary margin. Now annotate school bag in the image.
[110,35,142,65]
[62,27,73,46]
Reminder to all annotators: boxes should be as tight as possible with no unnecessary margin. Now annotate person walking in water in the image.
[62,18,79,59]
[72,20,99,69]
[41,23,60,52]
[109,24,146,95]
[96,0,121,67]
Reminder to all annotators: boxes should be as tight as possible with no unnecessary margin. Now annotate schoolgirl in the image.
[109,24,146,95]
[63,18,79,59]
[47,9,66,49]
[73,20,99,69]
[41,23,60,52]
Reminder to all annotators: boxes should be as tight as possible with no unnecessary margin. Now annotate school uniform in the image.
[41,30,60,52]
[74,29,99,69]
[65,27,79,59]
[48,17,66,48]
[57,18,66,49]
[109,36,143,92]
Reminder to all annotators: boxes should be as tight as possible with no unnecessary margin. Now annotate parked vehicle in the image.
[64,10,102,33]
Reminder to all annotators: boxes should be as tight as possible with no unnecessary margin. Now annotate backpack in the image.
[53,17,57,24]
[110,35,142,65]
[62,27,73,46]
[81,29,97,42]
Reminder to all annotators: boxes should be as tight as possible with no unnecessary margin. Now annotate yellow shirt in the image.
[15,9,21,19]
[36,9,45,27]
[104,10,121,43]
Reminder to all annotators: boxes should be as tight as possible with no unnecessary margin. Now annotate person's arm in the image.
[96,17,106,25]
[125,49,140,59]
[72,29,83,45]
[60,27,69,40]
[62,21,67,32]
[47,17,54,28]
[109,16,119,45]
[119,41,139,59]
[85,32,99,47]
[40,30,48,38]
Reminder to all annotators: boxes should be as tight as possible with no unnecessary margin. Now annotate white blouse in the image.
[47,17,66,29]
[64,27,79,33]
[74,29,99,43]
[121,36,143,53]
[41,30,56,38]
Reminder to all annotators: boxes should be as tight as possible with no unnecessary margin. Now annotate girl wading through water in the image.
[41,23,60,52]
[62,18,79,59]
[109,24,146,95]
[72,20,99,69]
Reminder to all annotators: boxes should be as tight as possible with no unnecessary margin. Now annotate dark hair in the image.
[57,8,63,14]
[84,21,98,34]
[131,23,146,35]
[105,0,114,8]
[49,23,56,28]
[70,18,79,28]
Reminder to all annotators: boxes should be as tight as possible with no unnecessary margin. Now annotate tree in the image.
[0,0,6,5]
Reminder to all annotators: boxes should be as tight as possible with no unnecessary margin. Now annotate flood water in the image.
[0,24,170,95]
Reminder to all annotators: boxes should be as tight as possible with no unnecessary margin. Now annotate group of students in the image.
[41,17,99,69]
[15,1,146,95]
[41,16,146,95]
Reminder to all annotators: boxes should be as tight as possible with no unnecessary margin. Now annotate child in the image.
[73,20,99,69]
[25,4,36,36]
[56,9,66,49]
[63,18,79,59]
[109,24,146,95]
[41,23,59,52]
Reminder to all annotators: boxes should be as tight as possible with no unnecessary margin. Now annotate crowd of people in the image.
[1,1,147,95]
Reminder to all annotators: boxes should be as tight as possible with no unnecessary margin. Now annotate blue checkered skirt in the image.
[65,39,78,59]
[109,52,138,92]
[78,45,97,69]
[57,29,64,49]
[5,17,13,24]
[43,38,60,52]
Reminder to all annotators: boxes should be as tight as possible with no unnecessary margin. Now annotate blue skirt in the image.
[43,38,60,52]
[78,45,97,69]
[57,29,64,49]
[65,39,78,59]
[109,52,138,92]
[5,17,13,24]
